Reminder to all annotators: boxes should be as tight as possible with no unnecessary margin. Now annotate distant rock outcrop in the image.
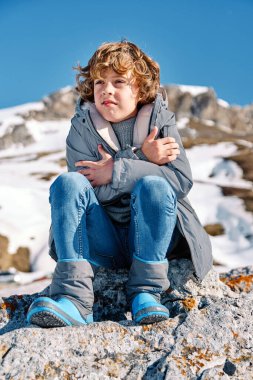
[165,85,253,134]
[0,122,34,150]
[0,259,253,379]
[22,86,77,121]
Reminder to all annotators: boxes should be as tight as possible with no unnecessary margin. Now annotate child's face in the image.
[94,68,139,123]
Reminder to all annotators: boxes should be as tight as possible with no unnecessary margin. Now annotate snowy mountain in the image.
[0,86,252,286]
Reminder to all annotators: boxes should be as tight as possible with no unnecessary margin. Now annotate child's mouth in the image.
[103,100,117,106]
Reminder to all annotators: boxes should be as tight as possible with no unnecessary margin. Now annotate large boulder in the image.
[0,259,252,379]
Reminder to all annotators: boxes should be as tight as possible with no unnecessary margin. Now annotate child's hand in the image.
[75,145,114,187]
[141,127,180,165]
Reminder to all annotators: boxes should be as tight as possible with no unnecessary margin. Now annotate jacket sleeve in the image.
[110,112,193,199]
[113,147,148,161]
[66,120,122,203]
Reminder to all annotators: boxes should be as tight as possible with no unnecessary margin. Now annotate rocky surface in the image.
[0,259,253,379]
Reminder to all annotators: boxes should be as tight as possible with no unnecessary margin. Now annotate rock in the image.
[0,234,30,272]
[0,259,253,379]
[0,123,34,150]
[165,85,253,134]
[22,86,78,121]
[220,266,253,294]
[221,186,253,214]
[226,148,253,183]
[204,223,225,237]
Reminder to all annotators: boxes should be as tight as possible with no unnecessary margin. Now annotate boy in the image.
[27,41,212,327]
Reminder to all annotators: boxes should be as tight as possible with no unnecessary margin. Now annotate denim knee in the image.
[49,172,91,203]
[132,176,176,210]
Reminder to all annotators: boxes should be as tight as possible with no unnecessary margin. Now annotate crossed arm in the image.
[75,126,180,187]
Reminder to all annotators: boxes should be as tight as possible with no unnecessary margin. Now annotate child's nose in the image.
[103,82,114,94]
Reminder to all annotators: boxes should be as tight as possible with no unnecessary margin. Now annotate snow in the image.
[177,117,189,129]
[0,106,69,275]
[218,98,230,108]
[0,102,252,284]
[58,85,73,94]
[178,85,209,96]
[203,120,215,127]
[0,119,69,158]
[0,101,46,138]
[186,143,253,270]
[0,101,44,121]
[187,143,252,189]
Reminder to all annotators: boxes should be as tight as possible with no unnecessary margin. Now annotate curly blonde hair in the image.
[75,41,160,105]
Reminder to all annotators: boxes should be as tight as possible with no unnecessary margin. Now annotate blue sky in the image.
[0,0,252,108]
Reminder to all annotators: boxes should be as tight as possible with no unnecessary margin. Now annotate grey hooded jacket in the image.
[49,92,213,281]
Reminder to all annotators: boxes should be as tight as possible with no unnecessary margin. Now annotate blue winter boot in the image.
[131,293,170,324]
[27,296,93,328]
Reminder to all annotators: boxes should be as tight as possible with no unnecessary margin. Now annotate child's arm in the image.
[66,121,122,202]
[139,127,180,165]
[75,144,114,187]
[66,112,192,202]
[106,132,179,164]
[106,112,193,200]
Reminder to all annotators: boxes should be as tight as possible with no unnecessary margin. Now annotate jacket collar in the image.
[75,92,166,152]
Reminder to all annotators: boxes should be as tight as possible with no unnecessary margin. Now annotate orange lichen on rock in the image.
[220,274,253,293]
[173,346,221,374]
[0,301,16,314]
[181,297,197,310]
[142,324,152,332]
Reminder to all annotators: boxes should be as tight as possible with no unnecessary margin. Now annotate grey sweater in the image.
[110,117,147,225]
[111,117,148,159]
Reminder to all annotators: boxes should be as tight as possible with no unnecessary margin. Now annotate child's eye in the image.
[94,80,103,85]
[115,79,127,85]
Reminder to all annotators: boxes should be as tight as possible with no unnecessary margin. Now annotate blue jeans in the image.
[49,172,179,268]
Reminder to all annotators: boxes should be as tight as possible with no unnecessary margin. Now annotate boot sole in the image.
[30,310,68,328]
[133,304,170,325]
[138,313,169,324]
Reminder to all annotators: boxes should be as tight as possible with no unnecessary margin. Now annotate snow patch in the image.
[59,85,73,94]
[177,117,189,129]
[178,85,209,96]
[218,98,230,108]
[0,101,44,121]
[204,120,215,127]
